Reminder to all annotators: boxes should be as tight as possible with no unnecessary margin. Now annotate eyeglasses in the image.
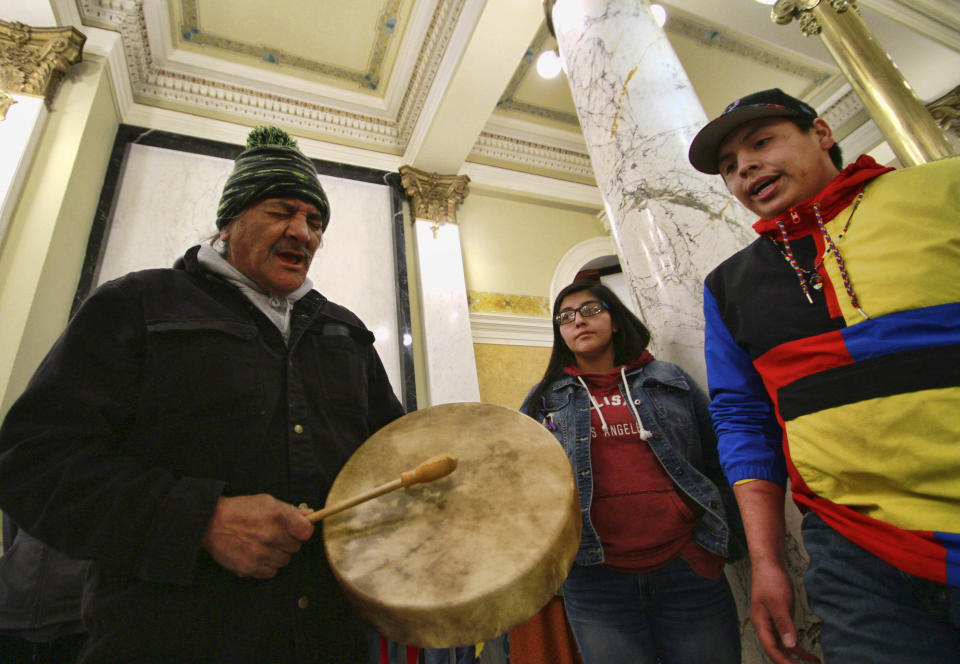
[554,300,608,326]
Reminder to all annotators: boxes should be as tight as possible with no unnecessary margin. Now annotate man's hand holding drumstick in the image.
[202,494,314,579]
[201,455,458,578]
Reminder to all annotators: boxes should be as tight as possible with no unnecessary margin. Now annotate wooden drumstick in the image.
[306,454,458,523]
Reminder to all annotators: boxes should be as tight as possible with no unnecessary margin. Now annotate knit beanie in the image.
[216,126,330,230]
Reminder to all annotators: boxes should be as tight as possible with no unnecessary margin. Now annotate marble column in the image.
[549,0,753,388]
[549,1,820,660]
[399,166,480,406]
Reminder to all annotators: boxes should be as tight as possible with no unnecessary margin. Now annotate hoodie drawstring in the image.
[621,367,653,442]
[576,370,653,441]
[577,376,609,436]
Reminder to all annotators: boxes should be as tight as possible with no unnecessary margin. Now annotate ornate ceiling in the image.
[40,0,960,197]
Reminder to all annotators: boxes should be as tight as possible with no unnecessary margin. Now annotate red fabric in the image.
[566,358,723,576]
[508,596,584,664]
[752,154,894,239]
[793,492,948,585]
[754,329,855,399]
[563,351,656,379]
[678,539,725,579]
[377,638,420,664]
[750,155,893,320]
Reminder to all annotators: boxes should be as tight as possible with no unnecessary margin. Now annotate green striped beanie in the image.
[216,126,330,230]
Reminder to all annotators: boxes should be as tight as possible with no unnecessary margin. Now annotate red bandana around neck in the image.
[752,154,895,238]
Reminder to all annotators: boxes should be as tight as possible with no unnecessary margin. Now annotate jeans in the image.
[802,511,960,664]
[561,557,740,664]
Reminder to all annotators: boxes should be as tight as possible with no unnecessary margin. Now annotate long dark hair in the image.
[523,280,651,416]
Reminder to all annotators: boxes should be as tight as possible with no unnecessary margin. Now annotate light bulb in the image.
[536,50,562,79]
[650,4,667,27]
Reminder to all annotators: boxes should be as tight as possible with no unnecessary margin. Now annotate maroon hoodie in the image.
[565,356,724,577]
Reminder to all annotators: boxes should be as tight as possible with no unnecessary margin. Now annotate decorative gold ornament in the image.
[928,85,960,136]
[799,12,821,36]
[0,20,86,107]
[0,91,15,120]
[772,0,857,36]
[772,1,798,26]
[398,165,471,238]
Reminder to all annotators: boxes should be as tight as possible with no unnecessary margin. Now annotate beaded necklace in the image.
[770,187,869,319]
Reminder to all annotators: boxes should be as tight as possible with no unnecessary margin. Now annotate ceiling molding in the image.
[70,0,592,179]
[57,0,958,188]
[821,87,868,132]
[394,0,467,149]
[496,22,578,125]
[471,131,594,181]
[483,113,587,152]
[400,0,476,162]
[860,0,960,52]
[72,0,447,152]
[144,5,391,114]
[838,118,887,164]
[460,162,602,210]
[664,11,836,96]
[175,1,400,91]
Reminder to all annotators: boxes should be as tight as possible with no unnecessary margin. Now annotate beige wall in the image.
[458,190,604,299]
[458,190,602,411]
[474,343,551,410]
[0,57,118,414]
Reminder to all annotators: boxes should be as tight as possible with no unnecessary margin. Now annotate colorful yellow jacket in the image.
[704,155,960,586]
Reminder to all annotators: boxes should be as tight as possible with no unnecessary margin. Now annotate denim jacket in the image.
[521,360,745,567]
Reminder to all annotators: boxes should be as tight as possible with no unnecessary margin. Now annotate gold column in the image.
[772,0,954,166]
[398,165,471,238]
[0,19,86,119]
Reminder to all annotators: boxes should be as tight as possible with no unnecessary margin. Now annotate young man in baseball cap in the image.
[691,89,960,664]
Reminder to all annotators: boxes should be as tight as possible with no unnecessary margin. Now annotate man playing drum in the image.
[0,127,405,663]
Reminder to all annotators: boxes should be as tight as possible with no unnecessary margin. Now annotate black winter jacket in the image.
[0,246,405,663]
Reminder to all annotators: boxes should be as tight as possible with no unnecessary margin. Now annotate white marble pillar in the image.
[551,0,753,387]
[551,1,821,661]
[400,166,481,406]
[0,95,46,248]
[413,220,482,405]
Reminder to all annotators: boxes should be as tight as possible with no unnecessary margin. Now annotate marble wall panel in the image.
[93,140,404,401]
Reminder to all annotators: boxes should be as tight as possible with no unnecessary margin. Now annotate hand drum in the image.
[323,402,580,648]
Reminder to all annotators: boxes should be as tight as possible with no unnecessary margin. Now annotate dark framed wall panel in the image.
[76,125,416,410]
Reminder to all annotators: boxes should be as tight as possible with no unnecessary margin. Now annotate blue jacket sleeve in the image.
[703,285,786,487]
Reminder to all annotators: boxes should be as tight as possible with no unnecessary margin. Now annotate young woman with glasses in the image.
[520,280,746,664]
